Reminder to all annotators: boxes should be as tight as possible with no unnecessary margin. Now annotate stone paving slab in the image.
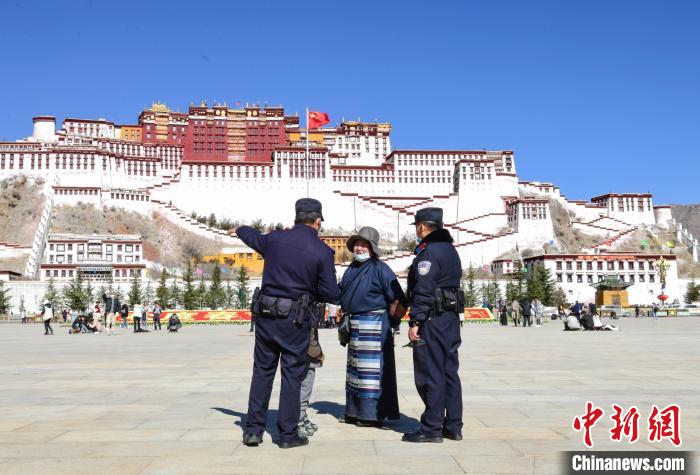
[0,318,698,474]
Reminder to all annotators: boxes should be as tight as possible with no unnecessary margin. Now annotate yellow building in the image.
[203,235,352,274]
[204,249,265,274]
[119,125,142,142]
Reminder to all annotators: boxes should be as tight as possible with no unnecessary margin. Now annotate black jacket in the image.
[237,224,340,303]
[407,228,462,323]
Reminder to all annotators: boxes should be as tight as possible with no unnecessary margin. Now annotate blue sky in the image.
[1,0,698,203]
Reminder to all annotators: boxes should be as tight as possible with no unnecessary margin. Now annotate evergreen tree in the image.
[207,263,225,309]
[0,280,10,314]
[63,274,87,311]
[685,280,699,304]
[462,265,479,308]
[169,277,181,309]
[551,286,568,309]
[196,275,207,309]
[156,269,170,307]
[43,277,61,308]
[541,265,556,306]
[106,273,115,295]
[112,285,125,302]
[224,277,235,308]
[182,262,197,310]
[143,279,154,305]
[514,260,526,301]
[488,277,502,304]
[235,265,251,309]
[128,276,143,306]
[83,280,95,310]
[505,280,518,304]
[527,264,546,301]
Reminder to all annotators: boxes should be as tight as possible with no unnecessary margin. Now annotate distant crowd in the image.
[35,294,182,335]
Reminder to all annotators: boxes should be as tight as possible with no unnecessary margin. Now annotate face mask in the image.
[415,224,423,244]
[353,252,371,262]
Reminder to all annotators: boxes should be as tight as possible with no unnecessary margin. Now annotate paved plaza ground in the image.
[0,317,697,474]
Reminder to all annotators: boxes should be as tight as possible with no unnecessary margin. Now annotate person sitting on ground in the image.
[168,313,182,332]
[86,316,99,333]
[581,307,595,331]
[556,304,567,320]
[592,312,603,330]
[563,313,581,331]
[70,315,90,334]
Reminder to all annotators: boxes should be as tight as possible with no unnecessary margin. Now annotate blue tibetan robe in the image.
[339,258,406,422]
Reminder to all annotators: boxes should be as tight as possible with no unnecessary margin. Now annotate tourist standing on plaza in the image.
[520,298,532,327]
[117,303,129,331]
[298,325,323,438]
[61,308,68,324]
[140,302,148,330]
[40,300,54,335]
[511,299,521,326]
[93,301,103,332]
[498,298,508,326]
[103,293,120,331]
[532,298,543,327]
[237,198,340,449]
[403,207,463,443]
[338,226,406,428]
[152,303,162,330]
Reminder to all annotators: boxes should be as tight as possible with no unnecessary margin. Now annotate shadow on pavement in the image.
[311,400,420,434]
[211,406,280,439]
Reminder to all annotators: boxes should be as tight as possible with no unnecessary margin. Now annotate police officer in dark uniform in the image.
[237,198,340,449]
[403,207,464,443]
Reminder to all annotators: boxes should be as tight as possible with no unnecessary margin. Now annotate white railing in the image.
[24,175,58,278]
[671,219,699,262]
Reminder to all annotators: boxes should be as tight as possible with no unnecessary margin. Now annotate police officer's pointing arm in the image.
[236,226,267,256]
[410,253,439,324]
[317,251,341,303]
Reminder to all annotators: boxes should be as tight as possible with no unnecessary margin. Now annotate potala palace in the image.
[1,102,699,306]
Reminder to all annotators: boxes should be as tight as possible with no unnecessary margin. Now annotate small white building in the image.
[491,258,515,275]
[590,193,655,225]
[522,252,679,305]
[40,234,145,283]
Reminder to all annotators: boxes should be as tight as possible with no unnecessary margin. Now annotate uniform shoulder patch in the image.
[417,261,432,275]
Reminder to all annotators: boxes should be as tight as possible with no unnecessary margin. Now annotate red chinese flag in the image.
[308,111,330,129]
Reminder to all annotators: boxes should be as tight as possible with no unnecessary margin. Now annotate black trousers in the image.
[43,320,53,334]
[523,315,531,327]
[413,312,463,437]
[153,316,161,330]
[133,316,141,332]
[244,315,310,443]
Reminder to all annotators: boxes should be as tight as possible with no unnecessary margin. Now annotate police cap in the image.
[410,207,443,225]
[295,198,324,221]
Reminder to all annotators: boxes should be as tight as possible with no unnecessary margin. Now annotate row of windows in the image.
[49,243,140,252]
[44,268,142,278]
[557,273,656,284]
[48,253,140,263]
[555,260,655,271]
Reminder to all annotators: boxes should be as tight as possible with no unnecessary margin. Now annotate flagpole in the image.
[305,107,310,198]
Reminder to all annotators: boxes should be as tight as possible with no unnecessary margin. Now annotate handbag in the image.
[338,261,374,347]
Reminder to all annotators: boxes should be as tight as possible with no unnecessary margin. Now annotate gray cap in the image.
[346,226,381,256]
